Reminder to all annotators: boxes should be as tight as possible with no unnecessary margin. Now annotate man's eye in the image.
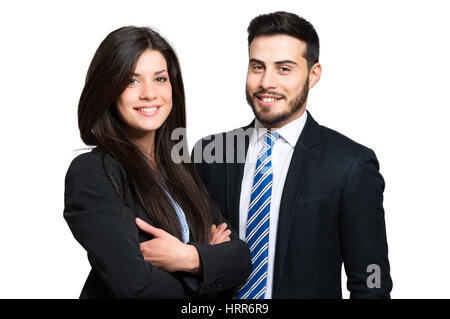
[252,65,264,71]
[280,66,290,72]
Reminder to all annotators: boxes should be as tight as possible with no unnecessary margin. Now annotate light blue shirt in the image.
[166,191,190,243]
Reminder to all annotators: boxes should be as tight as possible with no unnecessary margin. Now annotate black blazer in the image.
[64,148,251,299]
[193,111,393,298]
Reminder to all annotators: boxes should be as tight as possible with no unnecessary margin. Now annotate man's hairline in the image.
[248,33,309,61]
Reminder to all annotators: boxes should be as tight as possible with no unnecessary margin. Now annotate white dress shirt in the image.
[239,111,308,298]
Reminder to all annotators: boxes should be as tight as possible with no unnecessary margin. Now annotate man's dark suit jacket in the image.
[192,111,393,298]
[64,148,251,298]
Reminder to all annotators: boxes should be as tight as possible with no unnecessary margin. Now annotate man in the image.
[192,11,392,298]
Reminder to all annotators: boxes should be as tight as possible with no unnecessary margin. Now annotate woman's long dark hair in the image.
[78,26,212,243]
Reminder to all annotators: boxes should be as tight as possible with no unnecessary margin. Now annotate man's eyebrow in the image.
[132,70,167,76]
[274,60,298,66]
[249,59,298,66]
[249,58,265,65]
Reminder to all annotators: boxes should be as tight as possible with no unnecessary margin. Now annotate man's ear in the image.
[308,62,322,89]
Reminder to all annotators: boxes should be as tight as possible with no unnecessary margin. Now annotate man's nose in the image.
[260,69,277,90]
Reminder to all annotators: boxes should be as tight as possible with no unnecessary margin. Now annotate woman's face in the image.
[117,49,172,138]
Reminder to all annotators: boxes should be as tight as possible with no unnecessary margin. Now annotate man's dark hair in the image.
[247,11,320,69]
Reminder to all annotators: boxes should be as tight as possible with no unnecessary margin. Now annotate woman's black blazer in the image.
[64,148,251,298]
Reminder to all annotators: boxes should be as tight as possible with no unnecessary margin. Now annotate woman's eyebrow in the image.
[154,69,167,75]
[132,70,167,76]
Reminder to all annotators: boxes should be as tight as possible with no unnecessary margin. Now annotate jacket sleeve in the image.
[63,153,188,299]
[340,148,393,298]
[181,143,252,295]
[188,204,252,295]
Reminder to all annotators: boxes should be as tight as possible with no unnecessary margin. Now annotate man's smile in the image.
[255,93,284,107]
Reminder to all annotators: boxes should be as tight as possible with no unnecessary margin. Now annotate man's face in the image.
[246,34,313,128]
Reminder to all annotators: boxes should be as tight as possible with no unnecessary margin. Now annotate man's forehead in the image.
[249,34,307,64]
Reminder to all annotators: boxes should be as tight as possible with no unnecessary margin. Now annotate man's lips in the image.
[255,93,284,107]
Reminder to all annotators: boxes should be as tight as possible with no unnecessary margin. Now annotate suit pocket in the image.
[297,185,336,204]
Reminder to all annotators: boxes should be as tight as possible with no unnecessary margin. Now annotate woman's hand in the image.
[135,218,201,274]
[209,222,231,245]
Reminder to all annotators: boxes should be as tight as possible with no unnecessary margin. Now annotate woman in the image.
[64,26,251,298]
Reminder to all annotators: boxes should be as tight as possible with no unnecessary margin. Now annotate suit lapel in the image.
[223,113,321,296]
[225,122,253,231]
[272,111,321,296]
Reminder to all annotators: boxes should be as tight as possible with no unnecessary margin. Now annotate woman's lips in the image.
[133,105,161,117]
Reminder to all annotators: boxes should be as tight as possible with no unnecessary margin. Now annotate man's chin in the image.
[249,98,297,126]
[254,110,287,126]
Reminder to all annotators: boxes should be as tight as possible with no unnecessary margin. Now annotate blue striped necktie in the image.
[238,130,280,299]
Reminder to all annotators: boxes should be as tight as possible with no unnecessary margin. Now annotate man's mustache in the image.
[253,90,286,99]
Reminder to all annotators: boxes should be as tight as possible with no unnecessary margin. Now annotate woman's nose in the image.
[139,82,157,100]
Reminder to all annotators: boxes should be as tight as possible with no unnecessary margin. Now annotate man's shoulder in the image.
[192,115,378,162]
[198,123,253,141]
[193,122,253,150]
[191,123,254,167]
[317,123,376,161]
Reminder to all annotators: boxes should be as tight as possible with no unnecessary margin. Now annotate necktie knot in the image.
[265,131,280,147]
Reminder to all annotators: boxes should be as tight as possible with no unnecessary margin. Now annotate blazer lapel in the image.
[225,122,253,231]
[272,111,321,295]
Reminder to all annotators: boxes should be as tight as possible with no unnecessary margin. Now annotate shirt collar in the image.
[252,110,308,148]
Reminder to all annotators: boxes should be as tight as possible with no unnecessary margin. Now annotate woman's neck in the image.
[126,128,156,160]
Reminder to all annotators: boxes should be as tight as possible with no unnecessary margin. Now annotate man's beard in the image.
[246,78,309,126]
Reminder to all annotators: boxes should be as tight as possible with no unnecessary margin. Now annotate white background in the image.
[1,0,449,298]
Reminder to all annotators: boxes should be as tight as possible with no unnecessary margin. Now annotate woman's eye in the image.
[156,77,168,83]
[130,78,138,84]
